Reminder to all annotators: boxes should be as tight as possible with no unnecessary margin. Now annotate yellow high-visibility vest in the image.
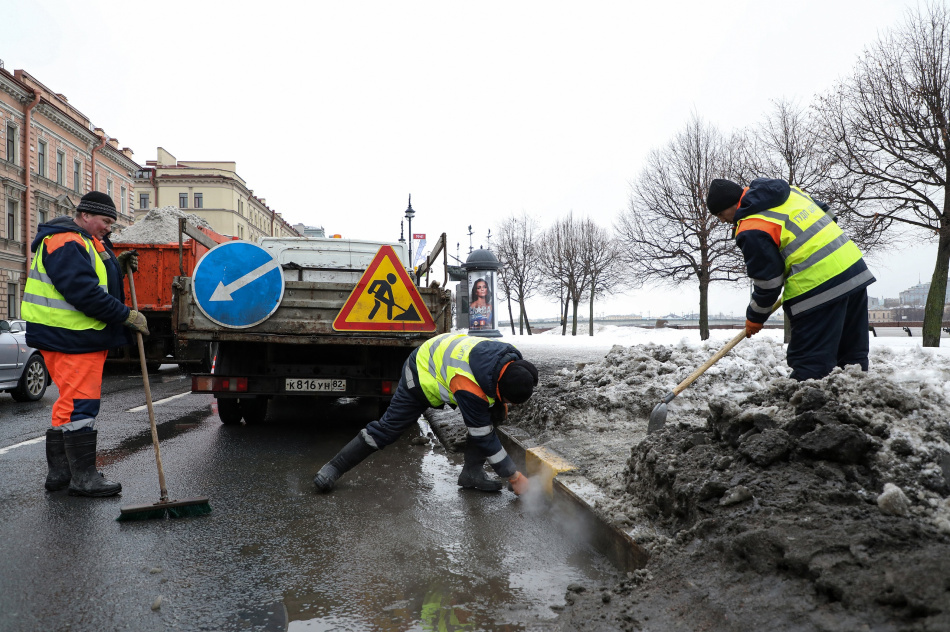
[738,188,864,312]
[21,234,109,330]
[416,333,496,408]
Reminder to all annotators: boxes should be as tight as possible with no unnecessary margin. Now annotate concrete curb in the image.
[423,408,648,573]
[497,426,649,574]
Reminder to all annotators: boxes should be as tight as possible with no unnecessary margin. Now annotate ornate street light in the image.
[404,194,416,263]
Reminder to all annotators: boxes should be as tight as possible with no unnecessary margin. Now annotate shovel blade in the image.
[647,402,667,434]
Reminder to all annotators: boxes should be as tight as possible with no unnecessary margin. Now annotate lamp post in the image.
[404,194,415,263]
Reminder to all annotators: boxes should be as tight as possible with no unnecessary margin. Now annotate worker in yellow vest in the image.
[707,178,875,381]
[314,333,538,495]
[21,191,149,497]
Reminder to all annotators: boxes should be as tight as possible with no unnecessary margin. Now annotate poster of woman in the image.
[468,276,493,330]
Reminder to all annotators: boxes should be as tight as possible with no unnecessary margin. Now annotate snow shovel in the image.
[647,299,783,434]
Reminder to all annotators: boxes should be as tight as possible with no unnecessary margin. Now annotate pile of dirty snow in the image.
[501,327,950,630]
[112,206,212,244]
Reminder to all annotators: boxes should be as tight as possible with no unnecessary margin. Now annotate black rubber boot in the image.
[457,445,503,492]
[314,434,377,492]
[44,429,71,492]
[63,430,122,497]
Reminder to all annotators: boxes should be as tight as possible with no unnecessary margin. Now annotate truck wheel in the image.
[217,398,243,425]
[11,354,49,402]
[240,398,268,425]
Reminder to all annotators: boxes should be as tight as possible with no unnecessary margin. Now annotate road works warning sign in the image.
[332,245,436,332]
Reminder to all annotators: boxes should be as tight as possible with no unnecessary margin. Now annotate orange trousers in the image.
[43,349,108,430]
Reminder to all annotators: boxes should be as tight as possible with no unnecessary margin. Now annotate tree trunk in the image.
[507,298,516,335]
[922,226,950,347]
[561,300,569,336]
[571,299,579,336]
[522,307,533,335]
[588,293,595,336]
[698,277,709,341]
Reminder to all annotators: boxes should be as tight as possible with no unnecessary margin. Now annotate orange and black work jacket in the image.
[734,178,875,323]
[407,333,523,478]
[22,217,132,353]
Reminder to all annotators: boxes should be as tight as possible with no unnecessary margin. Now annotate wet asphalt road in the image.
[0,365,617,631]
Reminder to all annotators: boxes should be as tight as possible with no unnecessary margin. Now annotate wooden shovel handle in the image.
[670,299,783,398]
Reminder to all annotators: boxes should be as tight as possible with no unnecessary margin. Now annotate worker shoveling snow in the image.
[111,206,213,244]
[459,327,950,630]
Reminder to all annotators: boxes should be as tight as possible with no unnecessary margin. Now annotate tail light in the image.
[193,376,248,393]
[380,380,395,396]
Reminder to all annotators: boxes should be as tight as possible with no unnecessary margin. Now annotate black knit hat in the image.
[706,179,744,215]
[498,360,539,404]
[77,191,117,220]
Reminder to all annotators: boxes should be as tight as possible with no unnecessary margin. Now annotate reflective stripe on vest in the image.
[416,333,496,408]
[737,187,864,307]
[21,234,109,331]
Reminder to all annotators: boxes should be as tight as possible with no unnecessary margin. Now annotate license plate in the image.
[285,378,346,393]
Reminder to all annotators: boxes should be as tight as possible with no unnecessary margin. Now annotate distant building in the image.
[0,66,138,319]
[899,280,950,307]
[292,223,326,238]
[868,307,895,323]
[134,148,298,241]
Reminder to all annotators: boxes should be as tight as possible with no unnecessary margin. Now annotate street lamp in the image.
[404,194,416,263]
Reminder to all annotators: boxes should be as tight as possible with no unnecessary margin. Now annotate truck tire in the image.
[240,398,268,425]
[217,398,243,425]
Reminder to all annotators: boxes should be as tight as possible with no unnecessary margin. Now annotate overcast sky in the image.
[5,0,939,319]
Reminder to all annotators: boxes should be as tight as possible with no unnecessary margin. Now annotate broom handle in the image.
[128,269,168,502]
[671,298,784,398]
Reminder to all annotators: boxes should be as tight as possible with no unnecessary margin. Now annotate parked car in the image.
[0,319,49,401]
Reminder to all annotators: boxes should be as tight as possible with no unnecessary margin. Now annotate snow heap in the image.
[111,206,213,244]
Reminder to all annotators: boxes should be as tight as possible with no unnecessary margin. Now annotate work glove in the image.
[116,250,139,275]
[508,471,530,496]
[745,320,763,339]
[124,309,149,336]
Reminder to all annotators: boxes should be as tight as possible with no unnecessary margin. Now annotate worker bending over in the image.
[314,333,539,495]
[707,178,875,381]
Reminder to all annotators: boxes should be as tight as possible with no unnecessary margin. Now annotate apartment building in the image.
[0,65,138,319]
[134,148,298,241]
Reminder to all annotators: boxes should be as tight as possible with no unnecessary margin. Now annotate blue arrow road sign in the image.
[192,241,284,328]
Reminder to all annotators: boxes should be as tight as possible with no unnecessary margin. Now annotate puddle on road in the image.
[274,438,615,631]
[97,407,215,467]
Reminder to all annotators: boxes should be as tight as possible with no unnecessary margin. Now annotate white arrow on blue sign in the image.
[192,241,285,329]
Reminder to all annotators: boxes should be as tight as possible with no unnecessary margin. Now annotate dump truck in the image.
[173,234,453,425]
[112,221,231,372]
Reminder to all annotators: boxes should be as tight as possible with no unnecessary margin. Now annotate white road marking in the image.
[0,436,44,456]
[127,391,193,413]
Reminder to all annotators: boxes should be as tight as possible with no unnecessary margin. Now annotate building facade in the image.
[134,148,298,241]
[0,66,138,319]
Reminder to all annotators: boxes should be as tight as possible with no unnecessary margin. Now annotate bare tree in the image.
[616,115,746,340]
[538,214,589,335]
[579,217,626,336]
[816,3,950,346]
[495,212,542,334]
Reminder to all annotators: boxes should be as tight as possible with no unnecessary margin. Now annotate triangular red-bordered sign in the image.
[332,245,436,332]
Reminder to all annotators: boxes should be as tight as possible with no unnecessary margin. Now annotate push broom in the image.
[117,262,211,521]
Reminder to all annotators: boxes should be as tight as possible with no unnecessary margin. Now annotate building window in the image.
[6,124,16,164]
[74,160,81,193]
[107,179,113,200]
[194,193,203,209]
[95,173,99,191]
[6,283,17,319]
[37,197,50,225]
[179,193,188,209]
[6,199,17,241]
[56,151,65,185]
[37,140,47,178]
[238,224,244,239]
[139,193,149,209]
[120,186,126,215]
